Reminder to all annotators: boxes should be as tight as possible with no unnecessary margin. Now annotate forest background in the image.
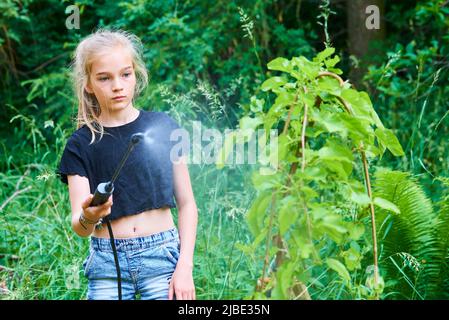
[1,0,448,300]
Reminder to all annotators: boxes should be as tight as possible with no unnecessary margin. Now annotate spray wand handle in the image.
[90,182,114,207]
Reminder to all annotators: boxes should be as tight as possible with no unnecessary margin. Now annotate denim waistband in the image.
[90,227,179,252]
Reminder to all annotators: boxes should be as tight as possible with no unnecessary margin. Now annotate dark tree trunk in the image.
[346,0,386,87]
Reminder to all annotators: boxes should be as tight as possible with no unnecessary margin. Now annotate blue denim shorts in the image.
[82,227,180,300]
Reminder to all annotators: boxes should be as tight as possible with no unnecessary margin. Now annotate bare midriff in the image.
[92,206,176,239]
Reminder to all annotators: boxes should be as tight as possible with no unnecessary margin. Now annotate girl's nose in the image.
[112,78,124,91]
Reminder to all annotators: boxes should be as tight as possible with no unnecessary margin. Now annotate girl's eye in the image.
[123,73,131,77]
[98,77,109,81]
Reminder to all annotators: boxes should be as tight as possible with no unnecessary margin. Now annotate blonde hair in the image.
[70,28,149,144]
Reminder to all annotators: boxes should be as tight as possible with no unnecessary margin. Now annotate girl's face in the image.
[85,46,137,113]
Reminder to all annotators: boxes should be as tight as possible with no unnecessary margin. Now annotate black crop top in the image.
[55,110,188,221]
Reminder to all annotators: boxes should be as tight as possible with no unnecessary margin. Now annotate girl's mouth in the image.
[112,96,126,101]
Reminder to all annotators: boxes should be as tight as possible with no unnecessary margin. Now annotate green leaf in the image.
[305,126,325,138]
[267,57,292,73]
[291,56,320,79]
[325,55,340,68]
[311,109,348,137]
[316,47,335,62]
[261,76,287,92]
[317,141,354,164]
[326,258,351,282]
[303,92,316,109]
[274,91,296,109]
[320,220,348,243]
[359,92,384,129]
[278,196,298,236]
[366,142,385,158]
[264,112,279,133]
[320,160,350,181]
[301,186,319,199]
[251,170,281,192]
[240,115,263,131]
[314,212,349,243]
[373,197,401,214]
[350,191,371,206]
[277,134,290,163]
[341,89,384,129]
[252,226,269,248]
[271,262,295,299]
[278,262,295,297]
[341,246,362,271]
[340,113,372,143]
[249,96,265,113]
[302,166,327,183]
[348,222,365,240]
[317,76,342,96]
[246,191,272,237]
[302,60,319,78]
[317,140,354,179]
[375,128,405,157]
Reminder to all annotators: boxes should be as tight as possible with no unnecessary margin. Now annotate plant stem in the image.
[317,71,380,298]
[256,192,277,294]
[360,144,380,298]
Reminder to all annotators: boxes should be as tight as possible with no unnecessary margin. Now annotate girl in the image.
[56,28,197,300]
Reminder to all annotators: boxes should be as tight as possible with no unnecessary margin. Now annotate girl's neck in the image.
[98,104,139,127]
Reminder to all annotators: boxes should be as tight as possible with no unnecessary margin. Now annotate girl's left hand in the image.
[168,263,195,300]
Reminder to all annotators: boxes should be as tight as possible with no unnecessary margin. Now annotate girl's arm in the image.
[68,175,112,237]
[170,156,198,299]
[173,156,198,269]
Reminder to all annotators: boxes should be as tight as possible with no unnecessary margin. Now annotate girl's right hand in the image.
[81,194,113,222]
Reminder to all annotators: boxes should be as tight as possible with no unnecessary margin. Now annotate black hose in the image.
[89,132,144,300]
[104,216,122,300]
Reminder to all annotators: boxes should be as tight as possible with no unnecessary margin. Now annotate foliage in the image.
[1,0,449,300]
[373,169,449,299]
[219,47,407,299]
[363,1,449,197]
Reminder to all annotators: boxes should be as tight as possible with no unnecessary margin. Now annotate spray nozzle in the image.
[131,133,145,145]
[105,182,114,193]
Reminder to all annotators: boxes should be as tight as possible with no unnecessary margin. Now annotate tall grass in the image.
[0,98,263,300]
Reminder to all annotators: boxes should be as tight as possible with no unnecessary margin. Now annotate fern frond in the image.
[431,178,449,298]
[373,168,445,299]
